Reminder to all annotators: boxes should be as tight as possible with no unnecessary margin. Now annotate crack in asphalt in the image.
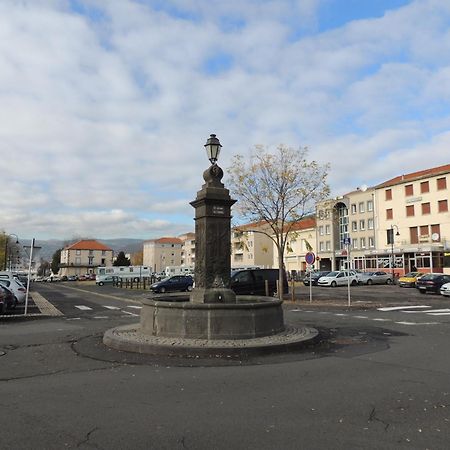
[76,426,100,448]
[368,407,390,431]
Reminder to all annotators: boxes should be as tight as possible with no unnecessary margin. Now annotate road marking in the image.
[353,315,368,319]
[395,321,439,326]
[335,313,348,316]
[66,317,81,320]
[378,305,431,312]
[428,312,450,316]
[93,316,109,319]
[126,305,142,309]
[372,318,392,322]
[121,310,139,316]
[121,314,139,318]
[103,306,120,310]
[31,291,63,316]
[75,305,93,311]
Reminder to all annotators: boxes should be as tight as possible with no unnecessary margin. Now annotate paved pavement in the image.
[1,282,450,449]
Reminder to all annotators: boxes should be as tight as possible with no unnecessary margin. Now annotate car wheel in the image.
[419,290,426,294]
[331,281,337,287]
[1,301,6,315]
[386,279,392,285]
[367,279,373,285]
[11,297,18,309]
[99,282,104,286]
[187,285,193,292]
[159,287,166,294]
[351,280,357,286]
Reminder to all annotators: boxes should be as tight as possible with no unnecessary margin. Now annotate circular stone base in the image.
[103,323,319,358]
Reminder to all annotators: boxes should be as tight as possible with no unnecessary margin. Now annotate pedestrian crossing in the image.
[290,304,450,326]
[69,304,142,319]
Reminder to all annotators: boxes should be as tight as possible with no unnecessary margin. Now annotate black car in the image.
[303,271,331,286]
[230,269,288,296]
[0,285,15,314]
[415,273,450,294]
[150,275,194,293]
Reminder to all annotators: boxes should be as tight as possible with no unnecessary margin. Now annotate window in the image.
[410,227,418,244]
[351,204,357,214]
[325,225,331,235]
[360,237,366,248]
[406,205,415,217]
[438,199,448,212]
[405,184,414,196]
[437,177,447,190]
[319,226,324,236]
[76,250,81,255]
[75,257,81,264]
[367,200,373,212]
[387,229,394,245]
[368,236,374,248]
[326,241,331,251]
[431,224,441,240]
[368,218,374,230]
[359,220,365,231]
[352,239,358,249]
[420,225,429,237]
[359,202,365,213]
[421,202,431,215]
[385,189,392,200]
[88,256,94,266]
[319,241,324,251]
[352,221,357,232]
[386,209,393,220]
[420,181,429,193]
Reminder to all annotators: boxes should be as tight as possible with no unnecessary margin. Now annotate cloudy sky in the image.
[1,0,450,240]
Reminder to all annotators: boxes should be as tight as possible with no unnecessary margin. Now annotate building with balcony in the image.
[231,221,274,269]
[374,164,450,275]
[178,232,196,267]
[59,240,113,277]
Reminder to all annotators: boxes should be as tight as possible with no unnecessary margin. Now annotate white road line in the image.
[121,310,139,316]
[126,305,142,309]
[121,314,138,318]
[353,315,368,319]
[378,305,431,312]
[428,312,450,316]
[75,305,93,311]
[66,317,81,320]
[404,308,450,314]
[372,318,392,322]
[335,313,348,316]
[103,305,120,310]
[395,321,439,326]
[93,316,109,319]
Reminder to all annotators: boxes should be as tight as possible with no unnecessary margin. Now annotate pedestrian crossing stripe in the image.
[75,305,93,310]
[377,305,431,311]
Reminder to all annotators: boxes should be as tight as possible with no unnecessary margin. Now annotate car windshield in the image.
[0,280,10,287]
[404,272,419,277]
[326,271,339,277]
[420,274,437,280]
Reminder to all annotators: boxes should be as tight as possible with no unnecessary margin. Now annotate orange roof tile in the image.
[377,163,450,188]
[65,240,112,251]
[148,237,183,245]
[288,217,316,231]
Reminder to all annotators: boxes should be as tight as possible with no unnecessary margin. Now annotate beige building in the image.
[143,237,183,273]
[231,221,274,269]
[275,217,317,276]
[315,187,377,271]
[179,232,196,267]
[59,240,113,276]
[374,164,450,275]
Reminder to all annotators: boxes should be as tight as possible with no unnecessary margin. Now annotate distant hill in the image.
[33,238,145,262]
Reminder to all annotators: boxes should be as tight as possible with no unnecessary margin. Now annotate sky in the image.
[1,0,450,241]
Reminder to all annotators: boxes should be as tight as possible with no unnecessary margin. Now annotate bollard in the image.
[291,279,295,302]
[265,279,269,296]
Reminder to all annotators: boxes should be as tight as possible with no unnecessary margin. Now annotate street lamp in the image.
[390,225,400,282]
[204,133,222,165]
[4,233,19,270]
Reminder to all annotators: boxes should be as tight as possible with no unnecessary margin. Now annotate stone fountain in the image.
[103,134,317,357]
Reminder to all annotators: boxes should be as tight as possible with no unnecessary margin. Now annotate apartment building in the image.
[231,221,274,269]
[275,217,317,276]
[374,164,450,275]
[142,237,183,273]
[59,240,113,277]
[178,232,196,267]
[315,187,376,271]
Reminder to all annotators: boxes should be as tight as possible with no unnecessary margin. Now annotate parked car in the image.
[0,285,15,314]
[150,275,194,293]
[0,278,27,304]
[96,275,115,286]
[77,275,87,281]
[317,270,358,287]
[416,273,450,294]
[230,269,288,296]
[358,271,393,285]
[440,282,450,297]
[398,272,425,288]
[67,275,78,281]
[303,271,331,286]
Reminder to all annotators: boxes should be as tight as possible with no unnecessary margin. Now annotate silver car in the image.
[317,270,358,287]
[358,271,393,285]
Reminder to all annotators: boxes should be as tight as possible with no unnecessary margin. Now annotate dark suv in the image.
[150,275,194,293]
[230,269,288,296]
[416,273,450,294]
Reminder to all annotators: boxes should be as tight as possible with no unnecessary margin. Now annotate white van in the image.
[0,272,27,304]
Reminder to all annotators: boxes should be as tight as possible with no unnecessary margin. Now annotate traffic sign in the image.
[343,237,351,245]
[305,252,315,265]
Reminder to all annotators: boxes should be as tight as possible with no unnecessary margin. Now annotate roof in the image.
[145,237,183,245]
[288,217,316,232]
[233,220,272,231]
[377,163,450,189]
[65,240,112,251]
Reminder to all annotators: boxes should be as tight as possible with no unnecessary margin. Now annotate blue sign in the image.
[343,237,351,245]
[305,252,315,265]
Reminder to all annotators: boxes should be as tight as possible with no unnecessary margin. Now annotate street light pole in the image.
[390,225,400,282]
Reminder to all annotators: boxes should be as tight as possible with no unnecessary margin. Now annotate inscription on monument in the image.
[212,205,225,215]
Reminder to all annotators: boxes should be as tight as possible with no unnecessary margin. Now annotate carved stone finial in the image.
[203,164,224,186]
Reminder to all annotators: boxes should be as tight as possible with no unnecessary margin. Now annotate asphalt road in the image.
[1,282,450,449]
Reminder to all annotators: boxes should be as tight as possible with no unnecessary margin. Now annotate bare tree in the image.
[228,144,329,299]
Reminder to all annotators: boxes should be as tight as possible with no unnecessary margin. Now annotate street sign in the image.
[305,252,315,265]
[343,237,351,245]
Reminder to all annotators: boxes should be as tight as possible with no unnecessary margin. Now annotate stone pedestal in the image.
[189,164,236,304]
